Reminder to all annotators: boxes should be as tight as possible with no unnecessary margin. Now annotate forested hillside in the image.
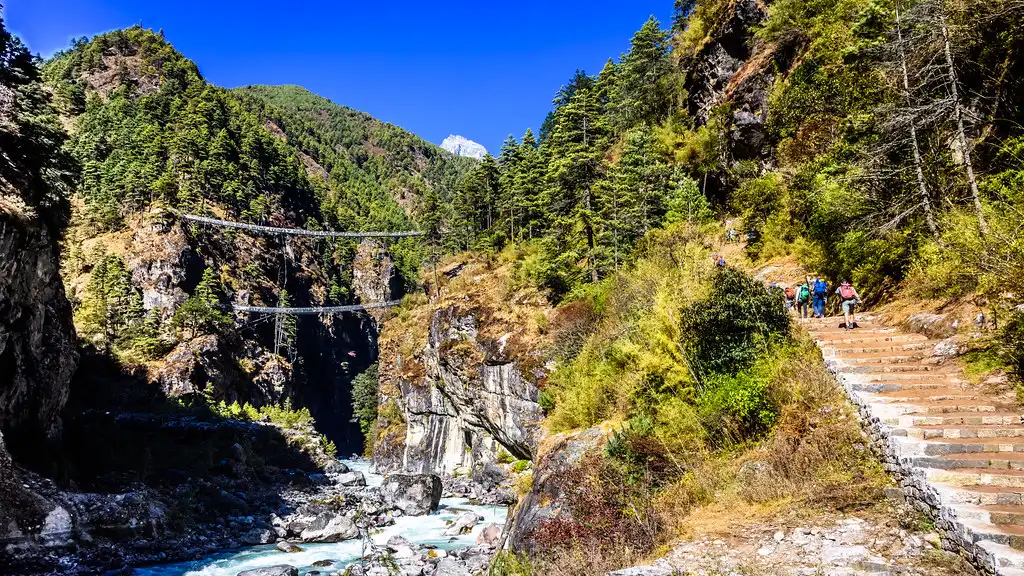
[438,0,1024,364]
[33,26,479,454]
[380,1,1024,573]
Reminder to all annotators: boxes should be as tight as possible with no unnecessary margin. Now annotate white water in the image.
[134,460,507,576]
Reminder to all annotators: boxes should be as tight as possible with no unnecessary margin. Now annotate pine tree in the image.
[602,123,670,264]
[544,86,610,283]
[665,167,713,225]
[275,289,297,359]
[172,268,228,340]
[610,17,673,131]
[497,135,523,242]
[0,15,77,234]
[516,129,548,239]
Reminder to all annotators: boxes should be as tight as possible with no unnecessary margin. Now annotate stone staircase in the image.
[802,315,1024,575]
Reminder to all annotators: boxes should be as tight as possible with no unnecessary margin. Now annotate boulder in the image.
[299,511,359,543]
[241,527,277,545]
[506,426,609,552]
[323,460,349,474]
[932,337,961,358]
[905,313,958,339]
[476,523,502,547]
[275,541,303,553]
[381,474,443,516]
[442,511,482,536]
[434,558,470,576]
[337,471,367,487]
[236,566,298,576]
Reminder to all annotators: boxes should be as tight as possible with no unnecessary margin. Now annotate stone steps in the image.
[910,425,1024,440]
[807,314,1024,571]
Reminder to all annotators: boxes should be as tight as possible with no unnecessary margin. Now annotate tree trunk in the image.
[896,1,941,242]
[940,8,988,235]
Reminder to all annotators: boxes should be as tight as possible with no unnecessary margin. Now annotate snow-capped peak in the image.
[441,134,487,160]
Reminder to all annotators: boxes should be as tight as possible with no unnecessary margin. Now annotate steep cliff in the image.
[374,256,549,476]
[0,199,79,548]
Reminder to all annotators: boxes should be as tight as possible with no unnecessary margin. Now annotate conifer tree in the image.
[516,129,548,239]
[545,86,610,283]
[497,135,523,242]
[665,167,713,225]
[610,123,670,247]
[610,17,673,130]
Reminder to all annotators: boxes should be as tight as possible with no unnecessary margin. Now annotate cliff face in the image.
[0,202,78,458]
[375,258,548,475]
[0,201,78,546]
[682,0,787,189]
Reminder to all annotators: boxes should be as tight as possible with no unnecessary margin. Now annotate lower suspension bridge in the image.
[180,212,421,316]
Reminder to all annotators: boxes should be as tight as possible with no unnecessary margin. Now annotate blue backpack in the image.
[813,280,827,295]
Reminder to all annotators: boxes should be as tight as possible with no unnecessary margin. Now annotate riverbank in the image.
[132,460,510,576]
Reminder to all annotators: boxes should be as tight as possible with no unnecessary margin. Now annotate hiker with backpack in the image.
[811,276,828,318]
[835,281,863,330]
[795,281,812,318]
[784,285,796,310]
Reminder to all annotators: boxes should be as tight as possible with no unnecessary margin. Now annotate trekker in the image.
[796,281,812,319]
[784,285,796,310]
[717,256,726,268]
[811,276,828,318]
[835,281,863,330]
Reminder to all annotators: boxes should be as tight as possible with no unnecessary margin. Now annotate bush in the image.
[681,268,790,377]
[698,366,778,446]
[351,363,379,435]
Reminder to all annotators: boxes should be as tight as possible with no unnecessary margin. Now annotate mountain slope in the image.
[38,27,469,456]
[236,85,476,218]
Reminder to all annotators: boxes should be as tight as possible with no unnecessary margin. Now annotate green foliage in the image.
[681,268,791,377]
[489,553,535,576]
[351,363,379,436]
[511,459,532,474]
[171,268,228,340]
[0,15,77,234]
[665,168,713,226]
[546,225,790,453]
[75,250,146,352]
[697,358,779,445]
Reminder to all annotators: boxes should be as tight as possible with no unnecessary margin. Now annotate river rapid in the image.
[134,460,509,576]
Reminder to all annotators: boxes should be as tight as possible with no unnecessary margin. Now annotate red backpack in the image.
[785,287,795,299]
[840,284,855,300]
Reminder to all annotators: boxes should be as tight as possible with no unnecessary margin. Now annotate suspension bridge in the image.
[179,212,416,316]
[179,213,424,239]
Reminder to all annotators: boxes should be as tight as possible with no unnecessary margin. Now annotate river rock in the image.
[381,474,443,516]
[323,460,349,474]
[275,540,303,553]
[443,511,482,536]
[236,566,298,576]
[241,527,276,545]
[299,511,359,542]
[476,523,502,547]
[434,557,470,576]
[336,471,367,486]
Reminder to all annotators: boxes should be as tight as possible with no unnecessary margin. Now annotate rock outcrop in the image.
[506,426,609,552]
[376,284,546,476]
[0,204,78,454]
[0,202,78,548]
[381,474,443,516]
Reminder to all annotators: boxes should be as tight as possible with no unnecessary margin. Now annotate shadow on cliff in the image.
[14,345,324,521]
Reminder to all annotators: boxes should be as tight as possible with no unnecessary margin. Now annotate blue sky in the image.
[7,0,673,154]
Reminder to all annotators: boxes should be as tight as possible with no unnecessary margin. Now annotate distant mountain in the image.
[441,134,488,160]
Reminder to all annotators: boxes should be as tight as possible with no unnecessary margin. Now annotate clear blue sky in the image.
[7,0,673,155]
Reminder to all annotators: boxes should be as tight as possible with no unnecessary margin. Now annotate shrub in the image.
[351,363,379,435]
[681,267,790,377]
